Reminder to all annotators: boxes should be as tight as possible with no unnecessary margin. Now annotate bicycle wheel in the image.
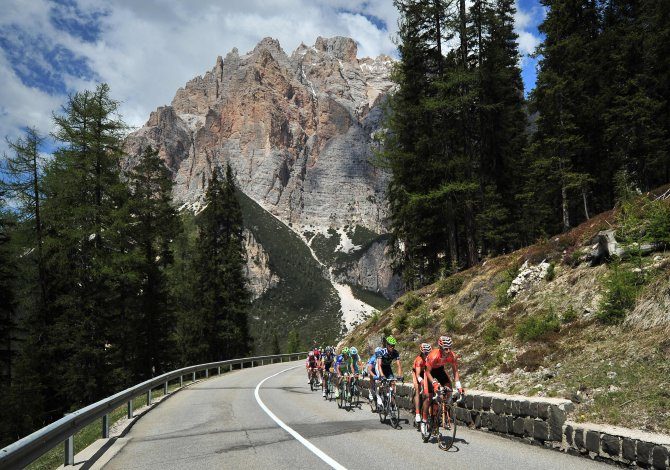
[389,396,401,429]
[438,403,458,451]
[421,414,434,443]
[309,373,315,391]
[337,382,345,409]
[378,393,388,423]
[368,388,377,413]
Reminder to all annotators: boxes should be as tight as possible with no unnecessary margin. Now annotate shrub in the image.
[436,275,464,298]
[596,264,642,324]
[482,323,502,345]
[393,310,409,332]
[443,308,461,333]
[545,262,556,281]
[495,265,519,307]
[409,305,430,330]
[561,306,578,324]
[516,345,549,371]
[516,311,560,341]
[404,293,423,312]
[368,311,379,325]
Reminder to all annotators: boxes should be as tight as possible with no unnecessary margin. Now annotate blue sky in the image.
[0,0,545,156]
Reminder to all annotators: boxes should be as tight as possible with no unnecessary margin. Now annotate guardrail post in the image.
[163,381,168,395]
[229,364,232,372]
[218,366,221,375]
[128,400,133,419]
[64,435,74,466]
[261,359,264,365]
[241,361,244,369]
[146,389,152,405]
[192,371,196,382]
[205,368,209,378]
[102,414,109,438]
[180,375,183,387]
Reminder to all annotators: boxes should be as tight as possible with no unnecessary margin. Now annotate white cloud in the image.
[0,0,400,153]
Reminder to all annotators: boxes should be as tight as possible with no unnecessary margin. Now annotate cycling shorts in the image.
[308,362,318,369]
[381,365,393,378]
[423,366,452,395]
[324,361,333,371]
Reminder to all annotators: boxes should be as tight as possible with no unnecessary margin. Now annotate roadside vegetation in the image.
[345,193,670,434]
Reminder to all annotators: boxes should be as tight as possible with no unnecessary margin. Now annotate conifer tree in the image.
[124,146,181,378]
[192,165,251,362]
[39,83,129,409]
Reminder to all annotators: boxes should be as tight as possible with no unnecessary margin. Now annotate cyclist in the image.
[376,336,402,406]
[422,335,463,434]
[348,346,362,389]
[321,346,336,398]
[334,347,351,398]
[412,342,432,424]
[306,351,319,384]
[366,346,382,404]
[313,347,323,385]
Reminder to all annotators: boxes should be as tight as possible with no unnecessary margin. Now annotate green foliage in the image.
[409,305,430,330]
[436,275,464,297]
[495,265,519,307]
[596,264,643,325]
[561,306,578,324]
[443,308,461,334]
[190,165,251,362]
[482,323,503,345]
[393,310,409,333]
[545,262,556,281]
[403,292,422,312]
[286,329,301,354]
[237,191,341,353]
[516,311,560,341]
[617,191,670,247]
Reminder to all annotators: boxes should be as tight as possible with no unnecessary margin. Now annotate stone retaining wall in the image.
[358,379,670,468]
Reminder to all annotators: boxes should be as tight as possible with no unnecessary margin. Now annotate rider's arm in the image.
[425,363,434,387]
[376,357,385,378]
[395,358,402,378]
[451,361,462,392]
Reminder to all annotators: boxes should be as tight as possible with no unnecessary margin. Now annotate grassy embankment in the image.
[344,193,670,434]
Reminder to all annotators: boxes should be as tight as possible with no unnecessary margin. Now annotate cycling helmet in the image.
[308,351,314,357]
[386,335,397,346]
[342,347,350,355]
[374,346,382,354]
[420,342,432,354]
[350,346,358,355]
[438,335,453,349]
[325,346,333,354]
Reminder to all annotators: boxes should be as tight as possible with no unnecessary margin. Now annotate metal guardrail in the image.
[0,352,308,468]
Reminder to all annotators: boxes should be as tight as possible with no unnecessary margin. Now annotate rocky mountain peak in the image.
[125,36,401,302]
[314,36,358,62]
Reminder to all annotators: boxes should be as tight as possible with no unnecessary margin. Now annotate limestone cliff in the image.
[125,36,402,310]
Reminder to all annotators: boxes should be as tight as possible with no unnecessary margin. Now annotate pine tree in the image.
[124,146,181,379]
[524,0,599,235]
[0,194,15,384]
[39,83,129,410]
[0,128,47,310]
[192,165,251,362]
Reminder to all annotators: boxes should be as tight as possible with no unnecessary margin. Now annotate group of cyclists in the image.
[305,333,464,435]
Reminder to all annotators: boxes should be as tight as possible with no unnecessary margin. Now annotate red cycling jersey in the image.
[413,354,426,377]
[425,348,457,370]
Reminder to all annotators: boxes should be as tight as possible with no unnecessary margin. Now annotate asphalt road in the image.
[102,361,610,470]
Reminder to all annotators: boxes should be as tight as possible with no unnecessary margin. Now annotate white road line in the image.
[254,366,347,470]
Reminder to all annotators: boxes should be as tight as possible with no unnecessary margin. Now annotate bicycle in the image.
[347,374,361,410]
[377,376,402,428]
[336,373,350,409]
[308,367,320,391]
[422,385,460,450]
[324,371,335,401]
